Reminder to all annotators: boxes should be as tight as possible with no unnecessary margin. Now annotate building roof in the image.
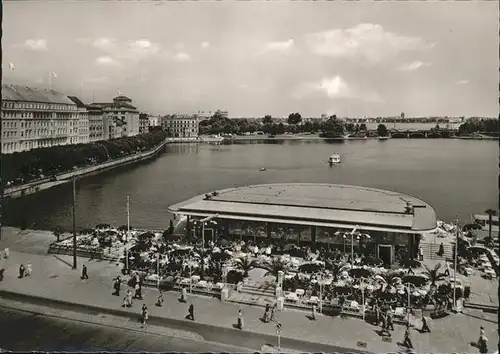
[2,84,75,105]
[114,95,132,101]
[67,96,86,108]
[169,183,438,233]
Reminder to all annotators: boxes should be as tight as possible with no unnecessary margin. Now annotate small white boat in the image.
[378,136,390,141]
[328,154,341,164]
[200,134,225,143]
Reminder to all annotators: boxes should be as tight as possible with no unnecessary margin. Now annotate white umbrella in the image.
[412,291,420,296]
[397,289,405,295]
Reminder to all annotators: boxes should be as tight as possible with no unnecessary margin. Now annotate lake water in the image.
[3,139,497,231]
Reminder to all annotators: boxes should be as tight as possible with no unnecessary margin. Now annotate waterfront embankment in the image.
[3,139,169,199]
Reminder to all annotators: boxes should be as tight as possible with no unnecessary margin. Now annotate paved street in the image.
[0,250,497,353]
[0,306,253,352]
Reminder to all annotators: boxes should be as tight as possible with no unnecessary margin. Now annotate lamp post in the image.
[453,219,459,311]
[156,252,160,289]
[360,277,367,321]
[318,273,323,314]
[201,214,219,249]
[189,256,193,294]
[126,196,130,274]
[405,282,416,323]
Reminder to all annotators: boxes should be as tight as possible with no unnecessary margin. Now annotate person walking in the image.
[438,242,444,257]
[477,327,488,353]
[25,263,32,277]
[270,304,277,322]
[18,264,25,279]
[421,316,431,333]
[81,264,89,280]
[386,312,394,331]
[403,324,413,349]
[311,304,317,320]
[122,289,133,308]
[263,304,270,323]
[4,248,9,259]
[113,276,121,296]
[188,303,195,321]
[134,283,143,300]
[237,309,244,330]
[156,291,164,307]
[141,304,148,326]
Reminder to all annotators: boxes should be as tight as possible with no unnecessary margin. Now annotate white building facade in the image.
[89,95,140,140]
[162,114,199,138]
[1,84,81,154]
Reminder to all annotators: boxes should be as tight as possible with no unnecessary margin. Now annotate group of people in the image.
[262,303,277,323]
[18,263,32,279]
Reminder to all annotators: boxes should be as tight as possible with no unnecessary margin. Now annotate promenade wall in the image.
[4,139,168,199]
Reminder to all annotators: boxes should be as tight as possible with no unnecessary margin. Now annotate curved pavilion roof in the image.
[168,183,438,234]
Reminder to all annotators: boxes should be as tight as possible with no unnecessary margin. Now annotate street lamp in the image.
[359,277,367,321]
[318,273,324,314]
[201,214,220,249]
[405,282,417,323]
[453,219,459,311]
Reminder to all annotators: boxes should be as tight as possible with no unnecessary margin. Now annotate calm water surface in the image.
[3,139,497,231]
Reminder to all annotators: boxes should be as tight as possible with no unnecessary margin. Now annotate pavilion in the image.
[168,183,438,265]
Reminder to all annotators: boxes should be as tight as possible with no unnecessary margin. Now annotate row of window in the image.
[2,101,77,111]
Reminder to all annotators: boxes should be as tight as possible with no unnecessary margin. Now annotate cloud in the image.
[265,39,294,51]
[294,75,382,103]
[23,39,48,51]
[92,37,116,50]
[398,61,432,71]
[126,39,160,58]
[306,24,433,62]
[173,52,191,62]
[94,56,119,66]
[201,41,210,50]
[455,79,469,85]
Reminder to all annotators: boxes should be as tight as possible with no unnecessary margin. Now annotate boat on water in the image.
[328,154,341,165]
[344,133,368,140]
[199,134,225,143]
[378,136,390,141]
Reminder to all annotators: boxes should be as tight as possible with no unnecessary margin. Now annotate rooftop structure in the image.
[2,84,75,105]
[169,183,437,234]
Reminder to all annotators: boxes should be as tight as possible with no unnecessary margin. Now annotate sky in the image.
[2,1,498,118]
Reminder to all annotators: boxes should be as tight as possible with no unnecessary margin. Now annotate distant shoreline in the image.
[230,134,498,141]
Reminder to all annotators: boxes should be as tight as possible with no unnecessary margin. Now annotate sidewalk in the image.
[0,250,497,353]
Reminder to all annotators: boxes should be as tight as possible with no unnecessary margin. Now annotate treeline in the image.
[458,118,499,136]
[199,112,372,136]
[2,131,168,187]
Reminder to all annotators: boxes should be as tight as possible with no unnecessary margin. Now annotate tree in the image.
[53,226,64,242]
[320,117,344,138]
[359,123,367,131]
[234,257,258,277]
[287,112,302,125]
[422,264,446,286]
[484,208,497,244]
[377,124,388,137]
[262,115,273,125]
[263,258,289,282]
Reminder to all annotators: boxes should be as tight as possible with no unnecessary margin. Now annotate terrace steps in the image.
[420,242,453,261]
[240,281,276,297]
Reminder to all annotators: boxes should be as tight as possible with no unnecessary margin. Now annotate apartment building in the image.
[87,105,104,142]
[68,96,90,144]
[161,114,199,138]
[139,113,149,134]
[89,95,140,140]
[1,84,80,154]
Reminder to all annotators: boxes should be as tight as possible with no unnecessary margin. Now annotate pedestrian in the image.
[438,242,444,257]
[113,276,121,296]
[263,304,270,322]
[380,312,387,331]
[134,283,143,300]
[478,327,488,354]
[311,304,317,320]
[141,304,148,325]
[270,304,277,322]
[418,245,423,261]
[237,309,243,330]
[180,287,187,302]
[156,291,164,307]
[125,289,133,307]
[403,324,413,349]
[444,261,450,276]
[25,263,32,277]
[374,305,380,325]
[81,264,89,280]
[386,312,394,331]
[4,248,9,259]
[421,316,431,333]
[18,264,25,279]
[188,303,195,321]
